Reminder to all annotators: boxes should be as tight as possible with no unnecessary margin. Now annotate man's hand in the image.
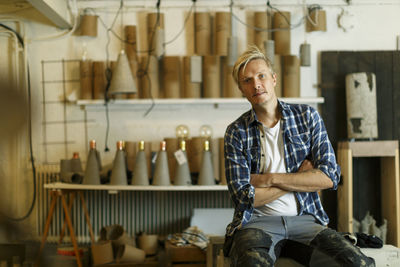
[250,173,270,187]
[298,159,313,172]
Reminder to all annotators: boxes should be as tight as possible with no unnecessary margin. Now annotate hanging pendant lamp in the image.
[108,50,137,96]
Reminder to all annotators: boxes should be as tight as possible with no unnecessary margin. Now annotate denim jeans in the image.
[224,215,375,267]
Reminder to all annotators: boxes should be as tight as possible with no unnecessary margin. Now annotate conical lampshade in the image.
[110,141,128,185]
[198,140,215,185]
[109,50,137,96]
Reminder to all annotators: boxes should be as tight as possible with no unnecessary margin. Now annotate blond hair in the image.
[232,45,275,86]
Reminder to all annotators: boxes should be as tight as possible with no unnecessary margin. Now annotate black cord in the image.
[140,0,162,117]
[103,1,123,152]
[0,23,36,221]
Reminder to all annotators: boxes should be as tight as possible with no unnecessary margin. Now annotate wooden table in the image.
[36,183,228,266]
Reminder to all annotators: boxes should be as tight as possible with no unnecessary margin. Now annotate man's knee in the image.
[226,228,274,266]
[311,228,375,267]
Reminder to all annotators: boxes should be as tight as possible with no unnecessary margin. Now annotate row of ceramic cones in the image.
[61,139,216,186]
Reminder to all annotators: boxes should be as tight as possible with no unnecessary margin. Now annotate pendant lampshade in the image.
[108,50,138,96]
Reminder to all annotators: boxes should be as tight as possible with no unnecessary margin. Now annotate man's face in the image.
[238,59,277,106]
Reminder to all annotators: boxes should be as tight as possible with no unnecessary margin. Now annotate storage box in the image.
[165,240,206,267]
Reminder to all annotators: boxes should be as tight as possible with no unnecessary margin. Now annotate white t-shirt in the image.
[253,120,298,216]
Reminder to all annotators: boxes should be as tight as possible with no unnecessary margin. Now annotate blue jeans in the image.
[224,215,375,267]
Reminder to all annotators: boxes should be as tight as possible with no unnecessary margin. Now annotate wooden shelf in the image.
[76,97,324,107]
[44,182,228,192]
[337,140,400,246]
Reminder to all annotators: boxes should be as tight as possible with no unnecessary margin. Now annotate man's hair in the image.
[232,45,275,86]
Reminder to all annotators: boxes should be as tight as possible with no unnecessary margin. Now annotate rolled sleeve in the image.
[309,108,341,190]
[224,124,256,235]
[224,125,255,211]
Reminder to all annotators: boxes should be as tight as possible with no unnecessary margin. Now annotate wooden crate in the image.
[165,241,206,267]
[337,141,400,246]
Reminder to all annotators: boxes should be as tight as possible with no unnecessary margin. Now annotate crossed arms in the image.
[251,159,333,207]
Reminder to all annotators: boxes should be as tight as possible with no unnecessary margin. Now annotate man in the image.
[223,46,374,266]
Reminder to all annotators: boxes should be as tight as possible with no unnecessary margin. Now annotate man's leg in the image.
[227,228,274,266]
[310,228,375,267]
[285,215,374,267]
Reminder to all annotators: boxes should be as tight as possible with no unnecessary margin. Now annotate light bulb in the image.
[199,125,213,139]
[175,124,189,140]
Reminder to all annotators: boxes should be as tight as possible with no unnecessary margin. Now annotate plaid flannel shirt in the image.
[224,100,341,236]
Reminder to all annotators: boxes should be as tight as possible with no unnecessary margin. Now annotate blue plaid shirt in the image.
[224,100,341,236]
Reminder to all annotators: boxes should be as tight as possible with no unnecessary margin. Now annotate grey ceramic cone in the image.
[110,149,128,185]
[152,151,170,185]
[83,149,101,185]
[198,150,215,185]
[132,150,149,185]
[174,151,191,186]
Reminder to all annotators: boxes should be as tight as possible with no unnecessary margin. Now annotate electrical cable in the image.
[140,0,161,117]
[0,23,36,222]
[103,0,123,152]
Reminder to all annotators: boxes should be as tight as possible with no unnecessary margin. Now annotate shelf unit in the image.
[44,182,228,192]
[76,97,324,108]
[337,140,400,246]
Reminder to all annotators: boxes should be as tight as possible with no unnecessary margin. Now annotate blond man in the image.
[223,46,374,266]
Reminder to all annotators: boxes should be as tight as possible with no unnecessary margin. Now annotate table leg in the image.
[60,192,82,267]
[35,190,58,267]
[58,191,76,244]
[78,191,95,243]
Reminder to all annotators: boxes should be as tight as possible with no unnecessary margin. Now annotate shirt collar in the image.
[248,99,289,125]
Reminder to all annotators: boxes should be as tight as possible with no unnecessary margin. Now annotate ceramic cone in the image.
[174,151,191,185]
[152,150,170,185]
[198,150,215,185]
[110,150,128,185]
[108,51,137,95]
[131,150,149,185]
[83,149,101,185]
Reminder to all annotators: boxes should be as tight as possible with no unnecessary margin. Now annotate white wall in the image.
[27,0,400,164]
[1,0,400,237]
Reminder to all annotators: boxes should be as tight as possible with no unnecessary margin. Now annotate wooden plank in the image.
[380,149,400,246]
[375,52,393,140]
[321,52,339,87]
[44,183,228,191]
[337,147,353,233]
[393,52,400,140]
[357,51,375,73]
[320,52,345,146]
[339,141,398,157]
